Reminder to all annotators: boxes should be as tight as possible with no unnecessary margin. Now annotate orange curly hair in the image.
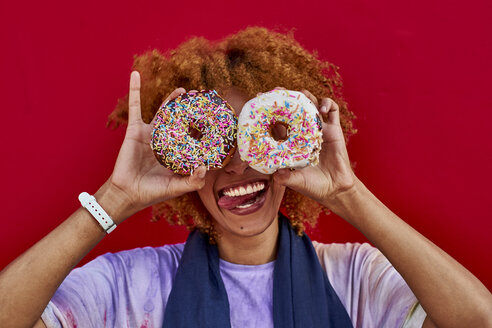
[108,26,357,243]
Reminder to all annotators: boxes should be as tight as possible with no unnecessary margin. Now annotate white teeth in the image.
[236,202,254,209]
[222,182,266,197]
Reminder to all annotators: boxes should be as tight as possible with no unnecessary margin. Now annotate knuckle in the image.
[129,101,140,109]
[323,98,338,109]
[129,97,140,105]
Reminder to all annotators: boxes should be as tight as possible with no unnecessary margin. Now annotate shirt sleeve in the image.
[41,244,185,328]
[402,303,427,328]
[313,241,427,328]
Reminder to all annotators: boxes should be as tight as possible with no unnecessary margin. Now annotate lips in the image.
[217,179,269,210]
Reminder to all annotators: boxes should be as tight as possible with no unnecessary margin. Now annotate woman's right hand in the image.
[108,71,206,219]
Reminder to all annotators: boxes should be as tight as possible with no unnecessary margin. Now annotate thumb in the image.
[181,166,207,192]
[273,168,306,190]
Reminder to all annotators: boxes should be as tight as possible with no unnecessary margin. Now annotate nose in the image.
[224,149,249,175]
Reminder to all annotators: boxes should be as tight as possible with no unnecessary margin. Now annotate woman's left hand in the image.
[273,89,358,206]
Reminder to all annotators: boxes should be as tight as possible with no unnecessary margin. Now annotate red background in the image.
[1,0,491,290]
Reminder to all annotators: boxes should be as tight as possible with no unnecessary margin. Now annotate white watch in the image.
[78,192,117,233]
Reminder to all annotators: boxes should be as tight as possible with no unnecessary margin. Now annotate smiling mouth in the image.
[217,179,269,210]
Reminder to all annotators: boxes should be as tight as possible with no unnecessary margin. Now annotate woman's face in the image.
[196,87,286,238]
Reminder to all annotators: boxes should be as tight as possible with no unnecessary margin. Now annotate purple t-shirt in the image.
[41,242,426,328]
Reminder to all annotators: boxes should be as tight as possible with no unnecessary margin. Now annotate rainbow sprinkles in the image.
[151,90,237,175]
[237,89,323,174]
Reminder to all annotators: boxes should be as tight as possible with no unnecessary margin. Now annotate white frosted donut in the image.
[237,89,323,174]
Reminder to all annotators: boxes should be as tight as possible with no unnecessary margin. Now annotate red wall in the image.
[1,0,491,290]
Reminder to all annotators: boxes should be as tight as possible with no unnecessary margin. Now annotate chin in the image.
[214,187,283,238]
[227,211,278,237]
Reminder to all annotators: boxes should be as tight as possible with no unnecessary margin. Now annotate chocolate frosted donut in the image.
[151,90,238,175]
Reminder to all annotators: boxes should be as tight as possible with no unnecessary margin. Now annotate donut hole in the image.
[270,122,289,141]
[189,126,203,140]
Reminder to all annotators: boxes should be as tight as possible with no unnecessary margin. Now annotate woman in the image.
[0,27,491,328]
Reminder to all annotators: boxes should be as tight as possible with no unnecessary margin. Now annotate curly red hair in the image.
[109,26,357,243]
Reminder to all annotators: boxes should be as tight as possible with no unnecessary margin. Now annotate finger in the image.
[320,98,340,126]
[150,113,158,128]
[128,71,142,123]
[179,166,207,193]
[163,87,186,104]
[301,89,319,108]
[320,122,342,143]
[156,166,207,200]
[273,168,306,190]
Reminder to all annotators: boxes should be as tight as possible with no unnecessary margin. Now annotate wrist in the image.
[93,180,137,225]
[323,177,369,222]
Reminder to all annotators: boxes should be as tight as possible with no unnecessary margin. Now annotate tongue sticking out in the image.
[218,191,260,210]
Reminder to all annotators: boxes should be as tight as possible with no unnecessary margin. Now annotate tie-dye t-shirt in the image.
[41,242,426,328]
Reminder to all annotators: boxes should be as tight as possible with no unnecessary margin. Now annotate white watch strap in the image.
[78,192,117,233]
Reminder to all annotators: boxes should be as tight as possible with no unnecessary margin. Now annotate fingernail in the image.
[321,106,327,113]
[197,169,206,179]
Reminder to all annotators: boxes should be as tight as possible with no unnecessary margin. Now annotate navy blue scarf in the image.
[163,214,353,327]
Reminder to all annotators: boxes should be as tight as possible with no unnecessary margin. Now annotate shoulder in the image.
[311,240,375,256]
[312,241,380,272]
[311,240,395,293]
[44,243,187,327]
[91,242,186,277]
[99,242,186,265]
[61,242,186,293]
[312,241,419,327]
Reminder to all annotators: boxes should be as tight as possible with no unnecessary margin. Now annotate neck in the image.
[216,216,279,265]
